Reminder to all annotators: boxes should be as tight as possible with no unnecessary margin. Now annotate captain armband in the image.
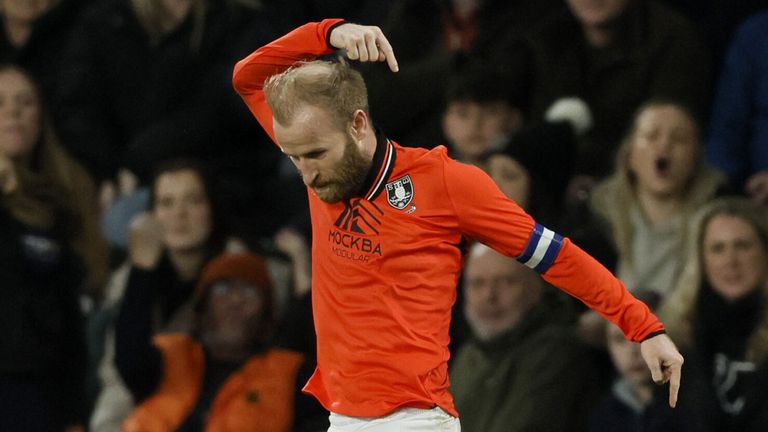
[516,223,564,274]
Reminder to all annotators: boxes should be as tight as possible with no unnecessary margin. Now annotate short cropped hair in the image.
[264,59,369,130]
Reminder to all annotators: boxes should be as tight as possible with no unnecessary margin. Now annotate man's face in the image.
[274,105,371,203]
[566,0,629,28]
[442,99,517,165]
[200,278,264,353]
[606,324,648,385]
[463,247,541,341]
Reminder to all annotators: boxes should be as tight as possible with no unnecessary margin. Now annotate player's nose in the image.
[299,163,319,187]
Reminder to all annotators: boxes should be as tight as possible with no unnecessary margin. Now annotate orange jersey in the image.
[233,19,664,418]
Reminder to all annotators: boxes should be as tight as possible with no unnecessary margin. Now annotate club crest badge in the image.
[385,175,414,210]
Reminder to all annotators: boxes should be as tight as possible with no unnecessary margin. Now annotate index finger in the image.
[668,362,681,408]
[375,33,399,72]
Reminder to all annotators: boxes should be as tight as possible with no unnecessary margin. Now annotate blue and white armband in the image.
[516,223,564,274]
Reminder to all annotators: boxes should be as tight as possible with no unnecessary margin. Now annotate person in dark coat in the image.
[0,61,91,432]
[0,0,91,112]
[660,197,768,431]
[511,0,711,180]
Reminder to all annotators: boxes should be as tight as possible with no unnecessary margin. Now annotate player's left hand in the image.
[329,23,399,72]
[640,333,684,408]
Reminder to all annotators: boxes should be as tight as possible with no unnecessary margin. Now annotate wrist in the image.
[641,329,666,342]
[326,20,347,49]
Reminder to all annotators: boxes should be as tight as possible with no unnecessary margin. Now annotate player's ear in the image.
[350,109,369,140]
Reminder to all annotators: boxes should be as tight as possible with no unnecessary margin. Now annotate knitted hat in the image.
[195,252,274,321]
[498,122,576,209]
[446,62,529,112]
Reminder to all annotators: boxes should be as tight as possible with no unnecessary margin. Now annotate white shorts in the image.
[328,406,461,432]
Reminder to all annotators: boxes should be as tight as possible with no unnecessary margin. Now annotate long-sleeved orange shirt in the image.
[233,19,664,418]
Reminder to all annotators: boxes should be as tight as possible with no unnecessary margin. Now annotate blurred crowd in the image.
[0,0,767,431]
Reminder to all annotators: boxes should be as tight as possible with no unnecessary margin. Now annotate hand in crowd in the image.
[329,23,399,72]
[274,227,312,296]
[640,333,684,408]
[128,212,165,270]
[274,228,308,259]
[64,424,85,432]
[99,168,139,215]
[746,171,768,204]
[0,154,17,195]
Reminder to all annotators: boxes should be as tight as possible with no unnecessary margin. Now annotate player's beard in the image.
[313,135,371,203]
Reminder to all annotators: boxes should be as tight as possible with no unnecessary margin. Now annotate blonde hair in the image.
[659,197,768,363]
[264,59,369,131]
[591,100,724,260]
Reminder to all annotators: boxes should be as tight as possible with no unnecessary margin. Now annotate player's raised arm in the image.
[232,19,343,142]
[233,20,398,143]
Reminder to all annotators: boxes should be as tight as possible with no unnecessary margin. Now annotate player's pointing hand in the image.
[640,333,684,408]
[329,23,399,72]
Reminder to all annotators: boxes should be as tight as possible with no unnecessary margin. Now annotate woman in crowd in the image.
[0,64,106,431]
[660,197,768,431]
[591,99,725,298]
[90,157,238,431]
[0,63,108,292]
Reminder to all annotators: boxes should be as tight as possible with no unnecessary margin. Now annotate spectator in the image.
[58,0,308,244]
[441,62,586,346]
[119,252,305,432]
[0,63,91,432]
[514,0,711,179]
[590,293,674,431]
[660,197,768,431]
[441,63,525,168]
[659,0,768,71]
[363,0,561,149]
[0,0,88,110]
[450,244,598,432]
[89,158,235,432]
[0,63,108,293]
[488,120,619,279]
[486,123,577,230]
[55,0,277,184]
[705,10,768,203]
[591,100,724,298]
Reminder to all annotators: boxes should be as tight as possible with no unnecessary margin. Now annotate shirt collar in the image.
[358,128,396,201]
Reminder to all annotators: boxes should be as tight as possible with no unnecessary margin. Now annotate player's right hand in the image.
[329,23,399,72]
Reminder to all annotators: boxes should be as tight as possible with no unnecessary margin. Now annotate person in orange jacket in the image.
[117,252,304,432]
